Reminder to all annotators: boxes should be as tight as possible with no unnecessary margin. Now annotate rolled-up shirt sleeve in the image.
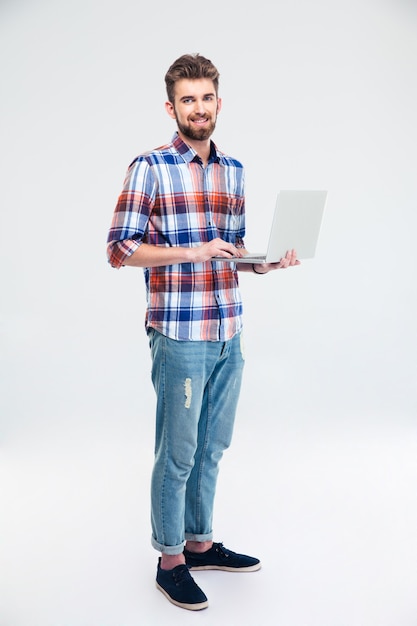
[107,158,156,268]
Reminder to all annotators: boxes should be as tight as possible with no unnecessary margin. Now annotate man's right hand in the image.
[190,238,244,263]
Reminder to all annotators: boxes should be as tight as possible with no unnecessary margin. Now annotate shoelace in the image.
[173,565,192,585]
[215,542,231,559]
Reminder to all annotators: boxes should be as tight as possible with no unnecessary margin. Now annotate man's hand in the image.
[191,238,244,263]
[250,249,300,274]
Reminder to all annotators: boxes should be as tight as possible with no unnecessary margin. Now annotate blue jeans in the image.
[147,328,245,555]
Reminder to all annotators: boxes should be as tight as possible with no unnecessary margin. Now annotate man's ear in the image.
[165,101,176,120]
[216,97,222,114]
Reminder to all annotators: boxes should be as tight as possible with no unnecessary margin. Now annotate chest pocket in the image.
[212,196,242,240]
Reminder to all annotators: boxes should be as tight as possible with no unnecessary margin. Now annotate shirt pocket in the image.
[213,196,243,239]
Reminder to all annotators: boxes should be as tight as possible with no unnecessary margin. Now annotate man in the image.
[107,53,299,611]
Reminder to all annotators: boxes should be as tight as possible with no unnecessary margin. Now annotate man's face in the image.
[165,78,222,142]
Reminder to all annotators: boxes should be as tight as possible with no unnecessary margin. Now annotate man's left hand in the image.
[253,249,300,274]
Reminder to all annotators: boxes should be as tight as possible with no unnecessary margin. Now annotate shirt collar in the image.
[172,132,222,165]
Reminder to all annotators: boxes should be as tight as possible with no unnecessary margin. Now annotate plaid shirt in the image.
[107,133,246,341]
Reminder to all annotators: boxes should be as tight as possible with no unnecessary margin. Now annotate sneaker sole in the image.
[155,582,209,611]
[188,562,262,572]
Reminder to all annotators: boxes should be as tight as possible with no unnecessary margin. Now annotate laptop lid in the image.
[215,190,327,263]
[264,189,327,262]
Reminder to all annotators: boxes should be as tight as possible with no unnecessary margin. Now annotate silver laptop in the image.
[214,190,328,263]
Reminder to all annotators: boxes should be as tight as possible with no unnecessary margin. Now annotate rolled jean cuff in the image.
[151,535,185,555]
[184,531,213,542]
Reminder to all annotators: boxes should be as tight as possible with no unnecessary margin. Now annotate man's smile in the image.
[191,117,209,125]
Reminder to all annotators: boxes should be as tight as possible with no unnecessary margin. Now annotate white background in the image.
[1,0,417,624]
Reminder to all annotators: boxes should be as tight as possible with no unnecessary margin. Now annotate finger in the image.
[217,243,241,258]
[226,246,240,257]
[227,244,243,257]
[285,249,297,265]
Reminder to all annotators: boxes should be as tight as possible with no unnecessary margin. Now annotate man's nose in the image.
[193,100,206,115]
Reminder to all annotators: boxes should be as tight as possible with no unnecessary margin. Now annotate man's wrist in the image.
[252,263,266,275]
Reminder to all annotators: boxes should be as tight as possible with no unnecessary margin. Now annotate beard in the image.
[176,115,217,141]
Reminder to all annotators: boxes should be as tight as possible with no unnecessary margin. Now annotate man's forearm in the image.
[122,238,244,268]
[123,243,195,268]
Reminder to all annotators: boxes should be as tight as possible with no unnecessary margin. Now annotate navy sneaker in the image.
[155,559,208,611]
[184,542,261,572]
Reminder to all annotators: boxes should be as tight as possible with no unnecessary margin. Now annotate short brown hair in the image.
[164,53,220,103]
